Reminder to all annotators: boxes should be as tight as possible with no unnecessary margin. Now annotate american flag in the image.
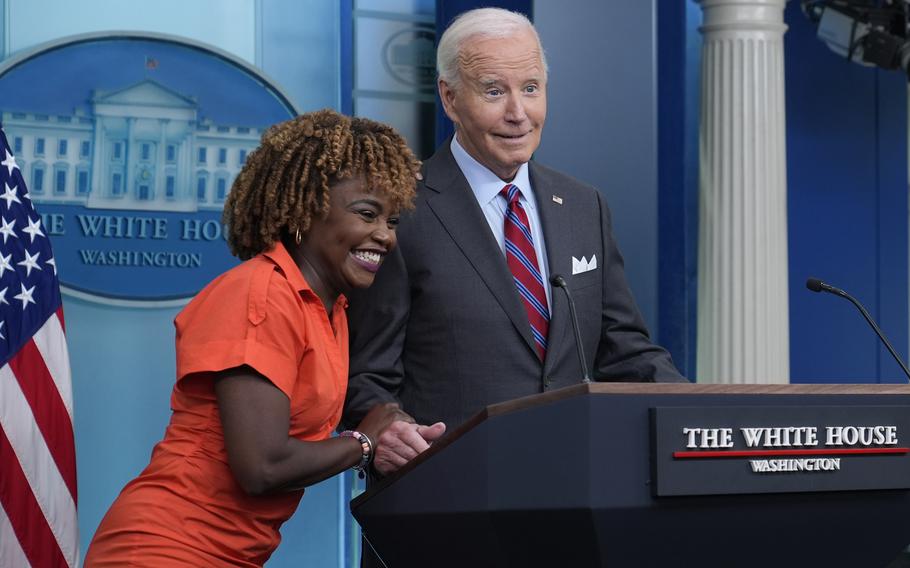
[0,127,78,567]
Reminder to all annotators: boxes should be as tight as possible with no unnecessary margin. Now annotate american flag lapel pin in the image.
[552,195,563,205]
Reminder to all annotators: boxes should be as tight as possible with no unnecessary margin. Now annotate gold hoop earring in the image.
[295,228,302,245]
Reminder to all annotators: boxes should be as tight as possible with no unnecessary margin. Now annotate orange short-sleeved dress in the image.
[85,242,349,567]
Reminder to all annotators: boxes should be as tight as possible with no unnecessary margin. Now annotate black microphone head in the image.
[806,278,824,293]
[550,274,567,288]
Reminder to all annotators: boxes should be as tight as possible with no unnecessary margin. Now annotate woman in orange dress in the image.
[84,109,420,567]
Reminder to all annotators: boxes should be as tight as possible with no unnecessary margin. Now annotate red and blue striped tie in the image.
[501,184,549,360]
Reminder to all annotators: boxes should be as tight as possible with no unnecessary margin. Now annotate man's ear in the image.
[438,79,459,125]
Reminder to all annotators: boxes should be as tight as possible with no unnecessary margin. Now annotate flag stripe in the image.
[8,332,78,499]
[33,312,73,417]
[0,425,70,568]
[56,306,66,332]
[0,364,79,567]
[0,501,32,568]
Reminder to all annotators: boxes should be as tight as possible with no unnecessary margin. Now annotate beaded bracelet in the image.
[339,430,373,476]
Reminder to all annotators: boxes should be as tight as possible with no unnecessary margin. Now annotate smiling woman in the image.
[296,176,401,302]
[83,109,421,567]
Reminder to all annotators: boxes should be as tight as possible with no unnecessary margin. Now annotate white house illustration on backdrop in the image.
[1,79,261,212]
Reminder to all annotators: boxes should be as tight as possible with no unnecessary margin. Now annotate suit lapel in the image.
[532,163,572,376]
[422,145,537,357]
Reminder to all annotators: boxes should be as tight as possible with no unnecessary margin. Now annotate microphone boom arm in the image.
[806,277,910,381]
[550,274,592,384]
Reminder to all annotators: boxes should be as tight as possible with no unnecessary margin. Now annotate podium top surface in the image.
[484,381,910,417]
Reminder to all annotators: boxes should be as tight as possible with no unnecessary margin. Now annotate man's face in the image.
[439,29,547,182]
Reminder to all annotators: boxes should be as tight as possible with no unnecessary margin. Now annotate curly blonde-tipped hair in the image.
[223,109,420,260]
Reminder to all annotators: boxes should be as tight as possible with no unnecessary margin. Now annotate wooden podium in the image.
[351,383,910,567]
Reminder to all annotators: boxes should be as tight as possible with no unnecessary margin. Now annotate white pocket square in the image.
[571,255,597,275]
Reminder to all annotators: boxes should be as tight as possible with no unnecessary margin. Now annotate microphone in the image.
[806,277,910,382]
[550,274,591,383]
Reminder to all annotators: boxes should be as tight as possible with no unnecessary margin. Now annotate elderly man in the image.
[343,7,684,475]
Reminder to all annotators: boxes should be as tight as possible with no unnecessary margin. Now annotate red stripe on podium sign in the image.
[673,447,910,459]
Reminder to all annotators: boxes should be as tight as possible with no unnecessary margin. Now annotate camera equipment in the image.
[802,0,910,78]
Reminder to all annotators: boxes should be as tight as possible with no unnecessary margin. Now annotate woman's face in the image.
[299,176,399,295]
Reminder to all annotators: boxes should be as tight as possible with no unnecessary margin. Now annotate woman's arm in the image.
[214,365,399,496]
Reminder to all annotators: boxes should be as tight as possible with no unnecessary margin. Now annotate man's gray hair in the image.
[436,7,548,89]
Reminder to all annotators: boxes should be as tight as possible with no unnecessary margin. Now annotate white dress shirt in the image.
[450,135,552,311]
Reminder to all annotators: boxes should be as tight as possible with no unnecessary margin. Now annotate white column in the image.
[696,0,789,384]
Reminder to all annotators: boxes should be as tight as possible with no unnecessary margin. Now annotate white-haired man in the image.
[344,7,684,475]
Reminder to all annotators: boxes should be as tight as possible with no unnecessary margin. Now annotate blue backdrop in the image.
[783,2,908,383]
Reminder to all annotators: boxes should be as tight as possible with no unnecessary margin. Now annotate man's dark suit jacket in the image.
[343,141,684,430]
